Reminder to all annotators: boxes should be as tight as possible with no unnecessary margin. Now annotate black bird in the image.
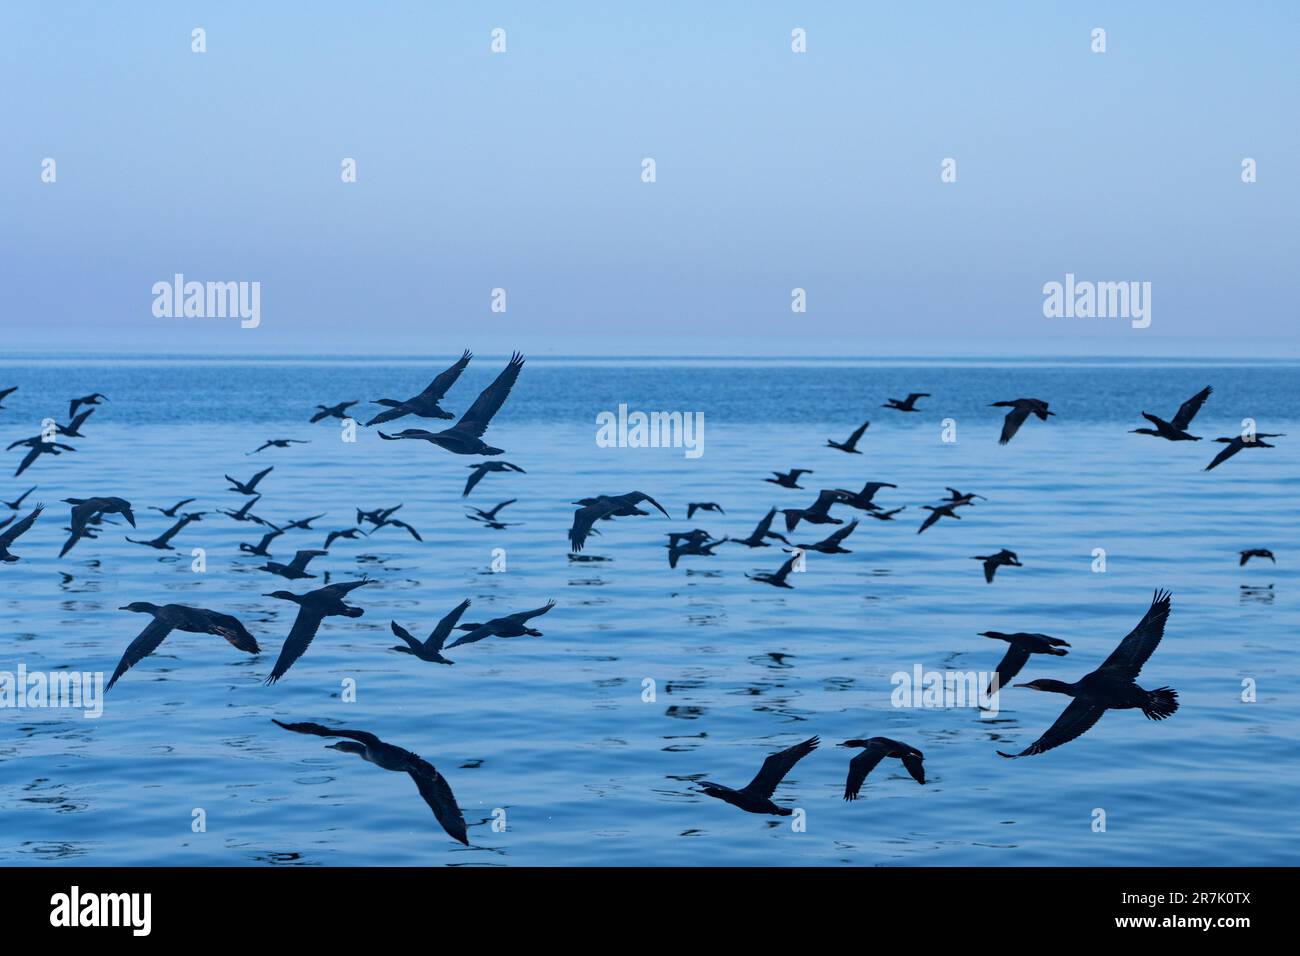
[728,507,791,548]
[765,468,813,489]
[240,528,285,557]
[882,393,929,413]
[220,495,274,526]
[377,352,524,456]
[365,350,473,427]
[107,602,260,691]
[686,502,724,519]
[273,719,469,845]
[1239,549,1275,566]
[979,631,1071,696]
[55,407,95,437]
[917,501,963,535]
[260,549,328,580]
[827,421,870,454]
[310,400,358,423]
[569,492,669,552]
[992,398,1054,444]
[248,438,310,455]
[463,460,525,497]
[126,513,203,550]
[974,549,1021,583]
[68,393,107,419]
[998,590,1179,759]
[60,497,136,557]
[149,497,196,518]
[780,489,850,532]
[323,527,365,550]
[943,487,986,507]
[390,599,472,665]
[467,499,516,523]
[697,736,819,815]
[279,513,326,531]
[1205,432,1285,471]
[3,486,36,510]
[0,505,42,563]
[746,553,799,589]
[8,436,75,477]
[833,481,897,512]
[367,514,422,541]
[866,506,906,521]
[225,466,273,496]
[840,738,925,800]
[797,520,858,554]
[666,535,729,569]
[445,600,556,650]
[263,580,373,684]
[666,529,715,549]
[0,385,16,408]
[1130,386,1212,441]
[356,505,402,528]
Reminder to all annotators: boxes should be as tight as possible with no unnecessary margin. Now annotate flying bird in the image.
[797,520,858,554]
[840,738,925,800]
[1205,433,1285,471]
[310,400,358,423]
[765,468,813,489]
[390,599,472,665]
[126,513,203,550]
[463,460,525,497]
[239,528,285,557]
[220,495,273,526]
[377,352,524,456]
[979,631,1071,696]
[225,467,273,496]
[107,603,260,691]
[365,350,473,427]
[780,489,851,532]
[998,590,1179,758]
[247,438,310,455]
[3,486,36,511]
[323,527,365,550]
[727,507,791,548]
[272,720,469,846]
[666,535,729,569]
[568,492,669,552]
[0,505,42,563]
[55,407,95,437]
[467,499,516,523]
[259,548,328,580]
[827,421,870,454]
[263,580,373,683]
[149,498,196,518]
[1239,549,1275,566]
[8,436,75,477]
[833,481,897,512]
[917,501,964,535]
[992,398,1054,445]
[686,502,724,519]
[882,393,929,412]
[60,497,135,557]
[1130,386,1211,441]
[746,553,799,589]
[696,736,819,815]
[974,549,1022,583]
[445,600,556,650]
[0,385,17,408]
[68,393,107,419]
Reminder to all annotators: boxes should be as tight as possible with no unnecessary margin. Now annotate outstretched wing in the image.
[998,699,1106,758]
[1098,590,1171,681]
[271,719,382,748]
[265,606,326,684]
[428,599,472,651]
[821,520,858,546]
[390,621,423,651]
[448,352,524,438]
[900,751,926,785]
[1205,440,1241,471]
[999,404,1032,444]
[408,760,470,845]
[843,743,888,801]
[417,349,472,401]
[845,421,870,446]
[568,503,607,552]
[0,505,41,548]
[1171,386,1212,430]
[463,465,487,497]
[989,645,1030,696]
[506,600,556,625]
[753,507,777,538]
[624,491,670,518]
[106,616,177,691]
[740,736,819,799]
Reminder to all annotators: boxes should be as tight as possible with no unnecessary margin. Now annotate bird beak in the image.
[117,605,130,611]
[1013,683,1036,689]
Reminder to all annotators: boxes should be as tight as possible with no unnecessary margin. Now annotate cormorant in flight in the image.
[797,520,858,554]
[259,549,327,580]
[108,603,259,691]
[0,505,42,563]
[1130,386,1211,441]
[8,436,75,478]
[68,393,107,419]
[126,512,203,550]
[263,580,373,683]
[839,738,925,800]
[225,466,273,496]
[3,486,36,511]
[746,553,799,589]
[247,438,310,455]
[697,736,819,815]
[149,498,196,518]
[445,600,556,650]
[979,631,1071,696]
[974,548,1021,583]
[727,507,791,548]
[463,460,525,497]
[310,400,358,423]
[569,491,669,552]
[686,502,724,519]
[60,497,135,557]
[765,468,813,489]
[364,350,472,427]
[377,352,524,456]
[390,599,472,665]
[882,393,929,412]
[780,489,851,532]
[827,421,870,454]
[1239,548,1275,566]
[992,398,1054,444]
[1205,432,1285,471]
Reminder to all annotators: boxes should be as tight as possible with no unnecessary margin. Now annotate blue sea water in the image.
[0,356,1297,866]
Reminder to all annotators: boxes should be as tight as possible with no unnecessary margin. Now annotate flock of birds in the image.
[0,369,1284,846]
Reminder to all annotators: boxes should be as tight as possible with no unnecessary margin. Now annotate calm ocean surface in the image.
[0,357,1296,866]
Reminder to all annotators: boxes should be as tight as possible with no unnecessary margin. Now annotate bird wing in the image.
[289,549,328,571]
[428,599,472,651]
[271,719,382,747]
[998,698,1106,758]
[1205,440,1242,470]
[740,736,819,799]
[843,743,888,801]
[753,507,777,538]
[990,645,1031,694]
[390,621,423,651]
[982,559,996,583]
[821,520,858,546]
[204,611,260,653]
[0,505,41,548]
[917,509,942,534]
[418,349,472,401]
[508,600,556,625]
[319,579,374,599]
[463,466,487,497]
[106,615,176,690]
[1172,386,1212,430]
[900,751,926,785]
[444,624,495,649]
[408,759,470,845]
[568,502,607,552]
[1098,589,1171,681]
[624,491,670,518]
[771,553,799,583]
[448,352,524,438]
[906,393,929,403]
[999,404,1033,444]
[387,519,422,541]
[250,466,273,487]
[265,606,327,683]
[845,421,870,445]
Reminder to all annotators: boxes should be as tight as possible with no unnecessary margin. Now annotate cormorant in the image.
[1205,432,1285,471]
[943,487,986,507]
[866,506,905,521]
[248,438,310,455]
[697,736,819,815]
[827,421,870,454]
[1239,548,1275,566]
[279,513,325,531]
[991,398,1054,444]
[797,520,858,554]
[445,600,556,649]
[0,385,16,408]
[917,501,963,535]
[390,599,472,665]
[839,738,925,800]
[219,495,273,526]
[780,489,851,532]
[463,460,525,497]
[979,631,1071,695]
[666,535,728,568]
[8,436,75,477]
[569,491,669,552]
[3,486,36,511]
[150,497,196,518]
[108,603,259,690]
[55,407,95,437]
[59,497,136,557]
[0,505,42,562]
[467,499,516,523]
[377,352,524,456]
[68,393,107,419]
[882,393,929,412]
[323,527,365,549]
[998,590,1179,758]
[727,507,791,548]
[364,349,472,427]
[310,400,358,423]
[272,720,469,845]
[832,481,897,512]
[263,580,373,683]
[225,466,273,495]
[686,502,724,519]
[1130,386,1211,441]
[765,468,813,489]
[746,553,799,589]
[260,548,327,580]
[974,549,1021,583]
[240,528,284,557]
[126,512,203,550]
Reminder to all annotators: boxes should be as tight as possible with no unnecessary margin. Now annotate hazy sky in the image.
[3,1,1297,357]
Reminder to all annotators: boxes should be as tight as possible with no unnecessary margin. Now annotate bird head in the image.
[1014,679,1072,694]
[326,741,366,755]
[839,739,869,748]
[977,631,1007,640]
[119,601,158,614]
[263,590,300,603]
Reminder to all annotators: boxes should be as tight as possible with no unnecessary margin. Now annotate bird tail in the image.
[1142,687,1179,720]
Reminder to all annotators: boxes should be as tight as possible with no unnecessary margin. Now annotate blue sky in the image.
[3,1,1297,356]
